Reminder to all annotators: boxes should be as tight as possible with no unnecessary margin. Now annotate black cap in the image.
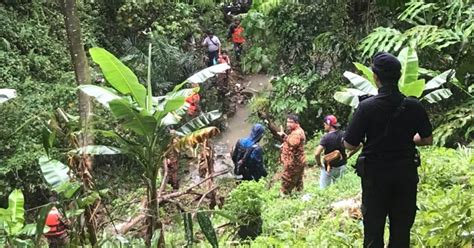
[372,52,401,85]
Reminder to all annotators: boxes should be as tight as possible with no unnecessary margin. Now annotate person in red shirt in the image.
[44,197,69,247]
[228,18,246,61]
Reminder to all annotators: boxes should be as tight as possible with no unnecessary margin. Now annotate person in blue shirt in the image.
[231,124,268,181]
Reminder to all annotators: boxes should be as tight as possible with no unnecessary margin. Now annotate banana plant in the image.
[80,46,227,246]
[0,190,37,247]
[334,47,454,108]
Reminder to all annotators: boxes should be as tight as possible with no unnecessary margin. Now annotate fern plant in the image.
[358,0,473,59]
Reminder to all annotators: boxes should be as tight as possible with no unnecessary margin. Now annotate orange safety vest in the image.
[232,26,245,44]
[185,93,200,116]
[45,207,67,237]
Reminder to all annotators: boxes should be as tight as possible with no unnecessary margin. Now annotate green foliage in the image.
[0,189,36,247]
[412,147,474,247]
[270,72,318,114]
[433,99,474,147]
[359,0,473,65]
[335,47,455,108]
[197,212,219,248]
[239,146,473,247]
[0,0,107,206]
[224,180,267,225]
[242,46,272,74]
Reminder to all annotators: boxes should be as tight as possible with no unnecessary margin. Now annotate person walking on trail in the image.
[231,124,268,181]
[218,50,232,67]
[315,115,352,189]
[344,52,433,247]
[202,30,221,66]
[44,197,69,247]
[227,18,245,61]
[278,114,307,195]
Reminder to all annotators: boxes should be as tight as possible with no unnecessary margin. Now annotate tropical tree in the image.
[79,46,228,246]
[334,47,455,108]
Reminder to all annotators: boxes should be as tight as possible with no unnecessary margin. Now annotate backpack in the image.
[233,142,255,175]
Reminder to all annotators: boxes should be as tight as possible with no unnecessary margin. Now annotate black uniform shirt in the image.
[344,86,432,159]
[320,130,347,167]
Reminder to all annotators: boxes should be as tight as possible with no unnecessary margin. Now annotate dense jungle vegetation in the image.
[0,0,473,247]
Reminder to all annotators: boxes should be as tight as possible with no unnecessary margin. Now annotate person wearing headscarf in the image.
[231,124,268,181]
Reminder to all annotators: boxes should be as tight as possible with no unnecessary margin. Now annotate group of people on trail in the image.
[202,18,246,67]
[230,51,433,247]
[42,12,433,246]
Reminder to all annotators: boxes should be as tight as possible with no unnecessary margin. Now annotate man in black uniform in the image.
[343,52,433,247]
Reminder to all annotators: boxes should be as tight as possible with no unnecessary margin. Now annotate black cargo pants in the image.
[361,159,419,248]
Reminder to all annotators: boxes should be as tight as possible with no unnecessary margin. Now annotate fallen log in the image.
[116,169,231,235]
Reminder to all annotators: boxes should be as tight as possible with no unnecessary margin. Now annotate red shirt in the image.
[232,26,245,44]
[45,207,66,237]
[185,93,200,116]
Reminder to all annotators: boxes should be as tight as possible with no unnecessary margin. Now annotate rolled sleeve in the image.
[415,103,432,138]
[344,105,368,146]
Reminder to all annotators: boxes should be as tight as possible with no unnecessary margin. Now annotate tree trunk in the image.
[60,0,96,245]
[146,177,159,247]
[61,0,92,147]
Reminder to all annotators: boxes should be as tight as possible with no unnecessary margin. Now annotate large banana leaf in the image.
[423,88,453,103]
[153,88,196,112]
[154,97,186,122]
[343,71,378,95]
[186,63,231,84]
[109,98,157,138]
[78,85,121,108]
[0,88,17,103]
[0,189,25,235]
[89,47,147,108]
[39,156,70,188]
[333,88,367,108]
[397,47,420,89]
[353,62,376,87]
[174,127,220,150]
[160,104,190,126]
[425,69,454,90]
[35,203,52,244]
[183,212,193,247]
[400,79,425,97]
[197,212,218,248]
[175,110,222,136]
[68,145,123,155]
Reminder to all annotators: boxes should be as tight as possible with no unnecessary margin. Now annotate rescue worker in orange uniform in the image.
[44,197,69,247]
[227,18,245,61]
[278,114,307,195]
[185,83,201,117]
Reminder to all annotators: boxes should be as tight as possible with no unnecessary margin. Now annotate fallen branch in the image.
[193,186,219,218]
[258,111,283,142]
[158,169,230,202]
[116,169,230,234]
[117,199,147,234]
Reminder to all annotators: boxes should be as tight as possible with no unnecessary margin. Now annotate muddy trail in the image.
[186,74,272,184]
